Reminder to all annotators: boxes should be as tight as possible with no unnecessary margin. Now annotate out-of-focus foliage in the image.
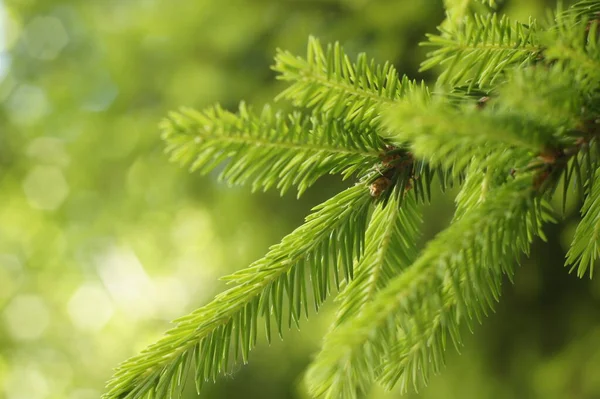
[0,1,442,398]
[1,1,599,399]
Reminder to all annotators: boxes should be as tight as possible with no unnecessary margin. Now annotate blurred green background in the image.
[1,0,600,398]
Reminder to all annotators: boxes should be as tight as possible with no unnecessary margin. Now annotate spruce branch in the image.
[105,6,600,398]
[273,36,425,128]
[567,165,600,278]
[421,13,542,89]
[453,164,493,220]
[103,184,373,399]
[306,176,553,399]
[307,188,421,397]
[559,0,600,21]
[553,132,600,211]
[161,103,383,196]
[333,189,421,328]
[383,91,545,175]
[496,65,587,130]
[544,18,600,93]
[362,147,440,206]
[442,0,501,25]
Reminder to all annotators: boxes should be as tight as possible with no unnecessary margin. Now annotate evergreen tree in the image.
[103,1,600,398]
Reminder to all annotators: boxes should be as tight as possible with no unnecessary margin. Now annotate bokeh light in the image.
[67,283,113,332]
[22,165,69,211]
[22,16,68,60]
[3,364,49,399]
[6,84,49,126]
[3,295,50,341]
[0,254,23,302]
[95,246,155,320]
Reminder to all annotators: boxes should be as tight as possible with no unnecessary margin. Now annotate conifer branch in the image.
[559,0,600,21]
[497,65,587,130]
[333,190,421,328]
[306,176,553,398]
[544,18,600,93]
[567,165,600,278]
[383,92,545,175]
[161,103,383,196]
[453,164,492,220]
[421,13,542,89]
[105,6,600,397]
[103,184,373,399]
[442,0,500,25]
[308,189,421,396]
[273,36,424,128]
